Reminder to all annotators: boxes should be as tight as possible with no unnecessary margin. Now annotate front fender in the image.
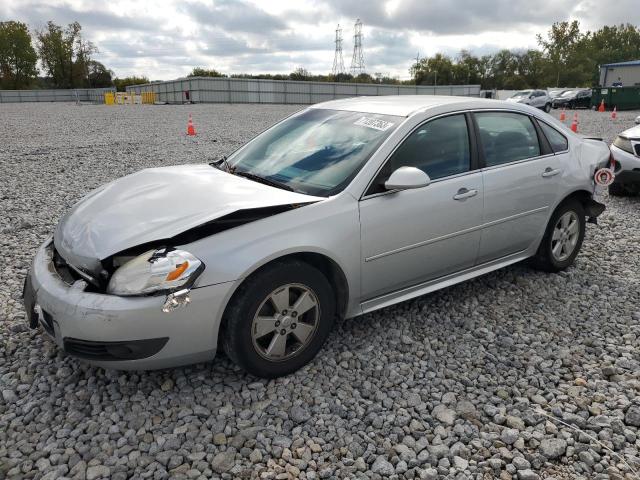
[181,194,362,313]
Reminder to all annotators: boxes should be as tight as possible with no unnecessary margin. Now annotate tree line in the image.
[410,22,640,90]
[1,19,639,91]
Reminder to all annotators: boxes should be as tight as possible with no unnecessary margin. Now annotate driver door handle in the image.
[542,167,562,178]
[453,188,478,200]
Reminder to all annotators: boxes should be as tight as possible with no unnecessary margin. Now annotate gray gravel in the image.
[1,102,640,480]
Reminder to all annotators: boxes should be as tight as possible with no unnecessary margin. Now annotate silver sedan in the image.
[24,96,611,377]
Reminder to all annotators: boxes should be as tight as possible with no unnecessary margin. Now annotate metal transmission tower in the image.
[350,19,365,75]
[331,24,345,76]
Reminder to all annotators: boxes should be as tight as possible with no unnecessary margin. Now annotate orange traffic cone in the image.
[559,108,566,121]
[598,99,605,112]
[187,114,196,136]
[570,112,578,132]
[611,106,617,119]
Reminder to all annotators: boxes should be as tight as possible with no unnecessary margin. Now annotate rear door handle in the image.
[542,167,562,178]
[453,188,478,200]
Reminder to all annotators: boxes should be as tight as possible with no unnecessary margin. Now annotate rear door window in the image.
[475,112,541,167]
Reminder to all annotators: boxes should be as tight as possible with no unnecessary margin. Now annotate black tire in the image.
[608,182,627,196]
[531,200,585,272]
[221,259,336,378]
[544,103,551,113]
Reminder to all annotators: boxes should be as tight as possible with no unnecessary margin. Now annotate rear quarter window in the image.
[539,121,569,153]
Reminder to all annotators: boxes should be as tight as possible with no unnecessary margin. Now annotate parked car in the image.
[552,89,592,109]
[610,124,640,195]
[505,90,553,112]
[23,96,610,377]
[548,89,568,100]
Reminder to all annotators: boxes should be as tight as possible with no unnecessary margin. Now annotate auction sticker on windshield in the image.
[354,117,395,131]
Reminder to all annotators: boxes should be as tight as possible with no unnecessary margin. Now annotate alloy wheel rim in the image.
[251,283,320,362]
[551,211,580,262]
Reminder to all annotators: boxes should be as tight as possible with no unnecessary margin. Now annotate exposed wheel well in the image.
[561,190,591,209]
[553,189,605,221]
[223,253,349,327]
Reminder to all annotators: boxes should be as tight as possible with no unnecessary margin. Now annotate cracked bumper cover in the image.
[25,238,233,370]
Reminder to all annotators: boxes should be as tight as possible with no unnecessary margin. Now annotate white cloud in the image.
[2,0,636,80]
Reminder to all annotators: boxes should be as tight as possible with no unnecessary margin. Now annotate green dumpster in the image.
[591,86,640,111]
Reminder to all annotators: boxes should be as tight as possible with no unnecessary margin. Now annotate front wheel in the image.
[222,260,336,378]
[531,200,585,272]
[544,103,551,113]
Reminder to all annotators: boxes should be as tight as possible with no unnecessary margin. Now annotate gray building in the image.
[599,60,640,87]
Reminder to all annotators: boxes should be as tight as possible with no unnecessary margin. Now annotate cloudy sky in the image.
[2,0,638,80]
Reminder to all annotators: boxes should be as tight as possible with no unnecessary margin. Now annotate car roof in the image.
[310,95,519,117]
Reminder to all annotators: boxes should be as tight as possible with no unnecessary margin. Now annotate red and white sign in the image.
[594,168,615,187]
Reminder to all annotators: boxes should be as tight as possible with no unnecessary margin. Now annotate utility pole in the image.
[350,19,365,76]
[331,24,345,76]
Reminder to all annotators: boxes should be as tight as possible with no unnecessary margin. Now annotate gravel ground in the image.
[1,102,639,480]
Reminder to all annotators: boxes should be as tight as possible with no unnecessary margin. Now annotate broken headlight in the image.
[107,248,204,296]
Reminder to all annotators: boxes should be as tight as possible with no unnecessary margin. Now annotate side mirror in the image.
[384,166,431,191]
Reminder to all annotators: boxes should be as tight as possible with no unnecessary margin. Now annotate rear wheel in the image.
[531,200,585,272]
[222,260,336,378]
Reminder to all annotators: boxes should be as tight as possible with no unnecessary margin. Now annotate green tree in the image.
[87,60,113,87]
[583,24,640,85]
[188,67,225,77]
[412,53,455,85]
[0,21,38,89]
[516,50,546,88]
[289,67,310,81]
[537,20,584,87]
[113,76,149,92]
[36,21,96,88]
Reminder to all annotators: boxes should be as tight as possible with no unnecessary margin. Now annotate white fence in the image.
[0,88,115,103]
[126,77,481,104]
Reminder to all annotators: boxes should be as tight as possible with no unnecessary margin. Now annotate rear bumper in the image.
[24,238,234,370]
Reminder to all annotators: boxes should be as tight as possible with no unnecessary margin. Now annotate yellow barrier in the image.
[104,91,155,105]
[142,92,156,104]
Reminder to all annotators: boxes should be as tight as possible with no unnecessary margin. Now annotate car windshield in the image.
[561,90,579,97]
[227,108,401,197]
[512,91,532,98]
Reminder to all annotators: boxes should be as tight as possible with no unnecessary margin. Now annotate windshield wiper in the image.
[234,170,294,192]
[209,155,234,173]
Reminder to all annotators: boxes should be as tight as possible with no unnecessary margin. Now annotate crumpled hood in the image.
[54,164,320,273]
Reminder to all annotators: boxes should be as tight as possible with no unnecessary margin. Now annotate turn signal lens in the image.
[166,261,189,281]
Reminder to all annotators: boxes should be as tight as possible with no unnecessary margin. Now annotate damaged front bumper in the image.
[23,238,233,370]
